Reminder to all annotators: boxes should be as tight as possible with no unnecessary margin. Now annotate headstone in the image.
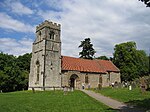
[122,81,125,88]
[131,82,136,89]
[140,77,147,94]
[63,86,67,95]
[114,82,118,88]
[120,83,124,88]
[118,82,122,88]
[129,85,132,90]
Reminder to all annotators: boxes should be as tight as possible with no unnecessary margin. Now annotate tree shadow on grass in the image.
[117,98,150,112]
[106,108,119,112]
[126,98,150,111]
[146,88,150,91]
[105,99,150,112]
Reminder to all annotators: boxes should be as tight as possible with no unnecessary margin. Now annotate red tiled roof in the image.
[61,56,119,73]
[97,60,120,72]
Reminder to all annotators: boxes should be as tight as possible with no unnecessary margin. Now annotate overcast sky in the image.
[0,0,150,58]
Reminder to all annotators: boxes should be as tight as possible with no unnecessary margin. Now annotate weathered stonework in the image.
[29,20,121,90]
[61,71,120,89]
[109,72,121,84]
[29,20,61,90]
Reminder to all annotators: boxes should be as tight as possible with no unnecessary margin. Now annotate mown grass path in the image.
[0,90,116,112]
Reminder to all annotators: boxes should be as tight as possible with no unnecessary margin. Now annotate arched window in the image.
[99,75,102,84]
[39,31,41,36]
[49,31,55,40]
[39,31,42,40]
[107,72,110,82]
[36,60,40,82]
[85,74,88,83]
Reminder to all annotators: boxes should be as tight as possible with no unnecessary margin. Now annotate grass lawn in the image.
[0,90,116,112]
[94,87,150,110]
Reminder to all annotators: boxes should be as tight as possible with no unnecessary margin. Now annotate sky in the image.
[0,0,150,58]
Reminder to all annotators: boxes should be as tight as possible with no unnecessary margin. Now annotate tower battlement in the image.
[36,20,61,32]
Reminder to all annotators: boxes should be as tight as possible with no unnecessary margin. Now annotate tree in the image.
[113,41,149,81]
[16,53,32,72]
[79,38,96,59]
[149,54,150,74]
[0,52,16,71]
[135,50,149,76]
[0,52,31,92]
[96,56,109,60]
[139,0,150,7]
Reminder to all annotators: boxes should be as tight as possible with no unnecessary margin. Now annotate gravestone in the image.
[117,82,122,88]
[63,86,67,95]
[140,77,147,94]
[129,85,132,90]
[131,82,136,89]
[114,82,119,88]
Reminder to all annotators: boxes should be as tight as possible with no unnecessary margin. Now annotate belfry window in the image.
[39,31,41,36]
[36,60,40,82]
[49,31,55,40]
[85,74,88,83]
[39,31,42,40]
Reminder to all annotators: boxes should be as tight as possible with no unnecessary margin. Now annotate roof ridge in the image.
[62,55,95,61]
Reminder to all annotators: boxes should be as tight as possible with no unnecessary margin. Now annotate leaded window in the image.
[85,74,88,83]
[36,60,40,82]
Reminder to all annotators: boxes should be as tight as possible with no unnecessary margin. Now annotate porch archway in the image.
[69,74,80,89]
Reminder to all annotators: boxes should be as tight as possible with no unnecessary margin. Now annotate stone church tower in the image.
[29,20,61,90]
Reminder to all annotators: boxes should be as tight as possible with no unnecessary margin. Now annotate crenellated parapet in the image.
[36,20,61,32]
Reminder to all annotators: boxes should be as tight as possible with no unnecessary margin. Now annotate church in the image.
[28,20,120,90]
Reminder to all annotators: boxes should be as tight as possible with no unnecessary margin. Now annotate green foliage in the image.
[79,38,96,59]
[96,56,109,60]
[149,55,150,74]
[0,53,15,71]
[113,41,149,81]
[139,0,150,7]
[94,88,150,110]
[135,50,149,76]
[0,90,115,112]
[16,53,31,72]
[0,52,31,92]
